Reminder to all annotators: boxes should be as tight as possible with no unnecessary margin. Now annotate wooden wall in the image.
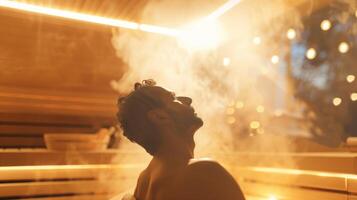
[0,8,127,147]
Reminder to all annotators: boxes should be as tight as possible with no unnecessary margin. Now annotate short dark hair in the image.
[117,80,163,155]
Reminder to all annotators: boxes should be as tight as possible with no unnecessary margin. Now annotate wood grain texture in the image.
[0,7,127,141]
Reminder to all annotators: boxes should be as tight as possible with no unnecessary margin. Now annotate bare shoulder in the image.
[133,169,149,198]
[187,159,229,173]
[174,159,246,200]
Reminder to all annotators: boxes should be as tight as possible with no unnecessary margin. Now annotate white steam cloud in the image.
[110,0,314,156]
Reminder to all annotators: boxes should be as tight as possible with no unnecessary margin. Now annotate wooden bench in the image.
[0,150,148,200]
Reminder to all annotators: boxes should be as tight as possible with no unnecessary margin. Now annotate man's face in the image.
[149,87,203,135]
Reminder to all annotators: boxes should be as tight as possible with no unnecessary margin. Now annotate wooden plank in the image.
[241,181,348,200]
[0,112,111,126]
[224,152,357,174]
[0,136,44,147]
[0,150,122,166]
[0,124,96,136]
[348,177,357,194]
[349,195,357,200]
[235,167,347,192]
[0,180,130,197]
[0,149,150,166]
[21,194,113,200]
[0,164,143,181]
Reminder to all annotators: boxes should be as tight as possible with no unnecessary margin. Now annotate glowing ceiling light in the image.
[338,42,349,54]
[250,121,260,129]
[256,105,265,113]
[286,28,296,40]
[320,19,332,31]
[227,116,236,124]
[0,0,187,37]
[351,93,357,101]
[271,55,279,64]
[207,0,243,20]
[0,0,139,29]
[226,107,235,115]
[178,18,222,51]
[333,97,342,106]
[235,101,244,109]
[223,57,231,66]
[306,48,316,60]
[347,75,355,83]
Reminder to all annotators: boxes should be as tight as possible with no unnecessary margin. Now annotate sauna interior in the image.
[0,0,356,200]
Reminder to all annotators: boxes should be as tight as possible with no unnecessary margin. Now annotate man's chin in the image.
[190,117,203,132]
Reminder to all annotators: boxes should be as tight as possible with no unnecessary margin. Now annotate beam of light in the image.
[139,24,181,37]
[0,0,182,37]
[207,0,243,20]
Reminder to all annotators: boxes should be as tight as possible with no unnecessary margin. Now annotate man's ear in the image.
[147,109,170,125]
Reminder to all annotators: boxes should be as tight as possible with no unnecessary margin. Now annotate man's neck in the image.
[154,131,194,165]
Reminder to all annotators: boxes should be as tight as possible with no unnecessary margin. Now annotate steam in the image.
[110,0,311,156]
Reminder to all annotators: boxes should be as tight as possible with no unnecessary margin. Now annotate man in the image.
[117,80,245,200]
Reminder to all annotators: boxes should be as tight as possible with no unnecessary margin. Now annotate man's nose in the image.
[176,96,192,106]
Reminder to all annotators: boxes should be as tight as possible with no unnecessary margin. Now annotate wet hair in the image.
[117,80,163,155]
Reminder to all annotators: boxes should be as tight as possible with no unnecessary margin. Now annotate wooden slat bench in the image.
[0,163,143,200]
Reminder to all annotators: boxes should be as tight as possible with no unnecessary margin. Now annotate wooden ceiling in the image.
[14,0,150,21]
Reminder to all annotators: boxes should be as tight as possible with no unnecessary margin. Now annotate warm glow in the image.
[274,110,283,117]
[207,0,243,20]
[346,75,355,83]
[228,100,235,107]
[333,97,342,106]
[226,107,235,115]
[250,121,260,129]
[320,19,331,31]
[0,1,140,29]
[248,166,357,180]
[306,48,316,60]
[0,0,187,37]
[268,196,278,200]
[235,101,244,109]
[223,57,231,66]
[257,128,265,134]
[351,93,357,101]
[253,36,261,45]
[139,24,180,37]
[227,116,236,124]
[286,28,296,40]
[271,55,279,64]
[338,42,349,53]
[256,105,265,113]
[179,19,222,51]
